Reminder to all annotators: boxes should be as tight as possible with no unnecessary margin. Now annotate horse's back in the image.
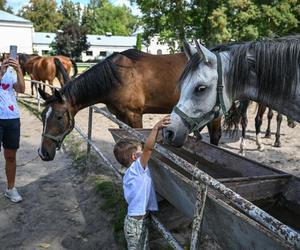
[114,51,188,114]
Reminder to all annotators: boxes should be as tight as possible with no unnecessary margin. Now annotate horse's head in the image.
[18,53,32,75]
[163,40,230,147]
[38,88,74,161]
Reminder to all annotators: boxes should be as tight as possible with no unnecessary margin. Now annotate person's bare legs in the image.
[4,148,17,189]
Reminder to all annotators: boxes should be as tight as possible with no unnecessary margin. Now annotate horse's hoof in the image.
[274,142,281,147]
[238,151,245,157]
[265,133,271,138]
[258,145,264,151]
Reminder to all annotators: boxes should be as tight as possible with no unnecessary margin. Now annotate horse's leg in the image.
[116,111,143,128]
[265,108,273,138]
[274,113,282,147]
[239,100,250,156]
[255,104,266,151]
[207,117,222,146]
[31,81,34,95]
[48,80,54,94]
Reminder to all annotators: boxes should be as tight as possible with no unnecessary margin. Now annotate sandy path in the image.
[0,105,119,250]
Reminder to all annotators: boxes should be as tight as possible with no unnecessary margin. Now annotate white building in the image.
[0,10,33,53]
[33,32,137,61]
[143,35,171,55]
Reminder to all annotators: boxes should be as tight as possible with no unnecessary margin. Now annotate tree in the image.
[19,0,62,32]
[136,33,142,50]
[133,0,300,49]
[0,0,13,13]
[82,0,139,36]
[51,21,90,60]
[59,0,81,26]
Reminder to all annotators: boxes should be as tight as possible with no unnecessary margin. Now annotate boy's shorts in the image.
[124,215,150,250]
[0,118,20,150]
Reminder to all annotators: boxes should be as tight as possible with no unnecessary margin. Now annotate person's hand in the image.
[154,115,171,130]
[6,57,22,73]
[0,58,9,76]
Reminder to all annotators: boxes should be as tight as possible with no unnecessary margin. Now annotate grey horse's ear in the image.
[194,39,215,63]
[182,38,197,60]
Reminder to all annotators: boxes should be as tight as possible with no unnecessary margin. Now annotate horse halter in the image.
[42,110,74,150]
[173,52,227,136]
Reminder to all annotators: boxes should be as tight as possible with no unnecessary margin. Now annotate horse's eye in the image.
[194,85,207,93]
[57,116,63,120]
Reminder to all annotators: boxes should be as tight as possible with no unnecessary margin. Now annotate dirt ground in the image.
[0,79,299,249]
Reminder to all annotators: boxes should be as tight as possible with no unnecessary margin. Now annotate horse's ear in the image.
[194,39,215,63]
[38,87,51,101]
[182,38,197,60]
[54,88,63,103]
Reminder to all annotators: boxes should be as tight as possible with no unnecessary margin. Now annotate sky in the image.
[7,0,141,16]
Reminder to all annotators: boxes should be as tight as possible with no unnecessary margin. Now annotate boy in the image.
[113,115,171,250]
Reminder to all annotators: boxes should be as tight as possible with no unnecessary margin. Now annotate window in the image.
[86,51,93,56]
[99,51,107,57]
[42,50,49,55]
[157,49,162,55]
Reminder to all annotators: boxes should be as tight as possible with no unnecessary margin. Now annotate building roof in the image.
[33,32,56,45]
[0,10,32,24]
[33,32,136,47]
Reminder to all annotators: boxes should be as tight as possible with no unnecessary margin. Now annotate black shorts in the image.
[0,118,20,150]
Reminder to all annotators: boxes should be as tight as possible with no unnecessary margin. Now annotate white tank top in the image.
[0,67,20,119]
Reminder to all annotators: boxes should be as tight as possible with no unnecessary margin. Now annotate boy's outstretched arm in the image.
[140,115,171,168]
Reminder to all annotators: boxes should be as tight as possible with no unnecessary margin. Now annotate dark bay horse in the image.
[225,100,296,155]
[37,49,222,161]
[164,36,300,146]
[18,54,78,94]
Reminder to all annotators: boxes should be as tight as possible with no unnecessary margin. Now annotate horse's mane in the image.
[55,49,145,106]
[228,36,300,106]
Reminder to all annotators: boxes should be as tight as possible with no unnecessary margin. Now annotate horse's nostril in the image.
[165,129,174,141]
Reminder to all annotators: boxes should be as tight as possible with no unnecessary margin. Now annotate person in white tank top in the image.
[0,54,25,203]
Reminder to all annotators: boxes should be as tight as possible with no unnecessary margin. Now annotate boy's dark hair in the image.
[113,139,142,167]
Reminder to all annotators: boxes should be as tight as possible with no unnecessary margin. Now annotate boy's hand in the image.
[154,115,171,130]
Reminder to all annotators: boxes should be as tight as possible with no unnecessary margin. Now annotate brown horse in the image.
[37,49,222,161]
[18,54,78,94]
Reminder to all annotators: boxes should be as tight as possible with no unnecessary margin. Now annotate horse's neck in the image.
[65,83,106,115]
[224,53,300,123]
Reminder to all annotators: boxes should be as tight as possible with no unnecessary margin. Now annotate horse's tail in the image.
[70,58,78,78]
[54,58,70,84]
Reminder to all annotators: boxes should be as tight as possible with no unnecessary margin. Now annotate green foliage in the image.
[51,21,90,60]
[95,176,127,248]
[82,0,139,35]
[0,0,13,13]
[136,33,142,50]
[19,0,62,32]
[133,0,300,48]
[59,0,81,25]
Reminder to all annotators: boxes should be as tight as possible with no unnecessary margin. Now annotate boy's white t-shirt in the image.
[0,67,20,119]
[123,158,158,216]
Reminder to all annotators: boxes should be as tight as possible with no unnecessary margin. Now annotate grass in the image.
[95,175,127,248]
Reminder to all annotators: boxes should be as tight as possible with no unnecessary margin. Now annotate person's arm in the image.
[9,58,25,93]
[140,115,171,168]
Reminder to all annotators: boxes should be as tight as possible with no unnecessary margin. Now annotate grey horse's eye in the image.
[194,85,207,94]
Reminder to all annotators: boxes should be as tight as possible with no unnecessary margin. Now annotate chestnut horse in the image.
[37,49,222,161]
[18,54,78,94]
